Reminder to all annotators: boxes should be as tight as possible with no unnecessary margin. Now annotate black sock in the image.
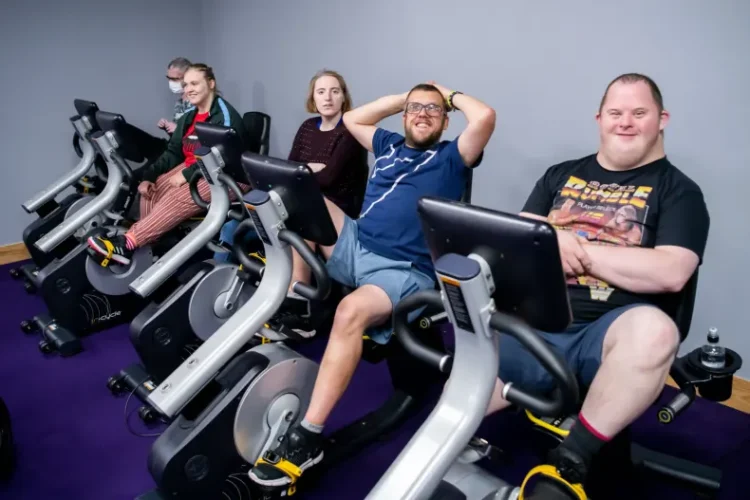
[291,420,323,449]
[559,412,611,469]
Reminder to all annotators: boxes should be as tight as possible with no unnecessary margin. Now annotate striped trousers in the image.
[127,167,247,246]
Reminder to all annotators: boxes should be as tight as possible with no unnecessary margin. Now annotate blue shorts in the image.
[499,303,652,394]
[326,215,435,344]
[214,219,258,262]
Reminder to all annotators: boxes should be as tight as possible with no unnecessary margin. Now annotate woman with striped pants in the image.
[87,63,249,266]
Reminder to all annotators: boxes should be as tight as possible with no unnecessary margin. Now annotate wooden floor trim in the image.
[667,375,750,415]
[1,239,747,414]
[0,242,30,266]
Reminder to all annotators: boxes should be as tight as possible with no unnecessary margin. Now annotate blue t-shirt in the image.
[356,128,478,275]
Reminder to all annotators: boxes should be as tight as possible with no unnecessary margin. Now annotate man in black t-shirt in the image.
[487,73,710,498]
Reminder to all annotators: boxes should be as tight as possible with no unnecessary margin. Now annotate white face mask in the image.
[169,80,183,94]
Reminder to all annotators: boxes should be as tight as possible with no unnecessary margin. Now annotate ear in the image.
[442,114,449,131]
[595,111,601,125]
[659,109,670,131]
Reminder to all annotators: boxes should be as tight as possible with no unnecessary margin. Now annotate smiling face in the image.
[312,75,345,119]
[182,67,215,108]
[596,80,668,170]
[403,89,448,148]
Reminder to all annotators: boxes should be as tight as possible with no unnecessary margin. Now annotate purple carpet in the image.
[0,260,748,499]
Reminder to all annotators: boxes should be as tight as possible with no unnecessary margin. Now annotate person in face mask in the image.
[158,57,192,135]
[87,64,251,268]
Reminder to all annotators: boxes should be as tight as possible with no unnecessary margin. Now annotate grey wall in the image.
[4,0,748,376]
[0,0,204,245]
[202,0,750,376]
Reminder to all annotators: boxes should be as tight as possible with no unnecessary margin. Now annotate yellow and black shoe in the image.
[87,235,133,267]
[519,464,587,500]
[248,425,324,494]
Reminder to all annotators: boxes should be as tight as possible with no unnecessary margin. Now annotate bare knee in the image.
[485,377,512,415]
[330,296,369,341]
[605,306,679,368]
[330,288,391,341]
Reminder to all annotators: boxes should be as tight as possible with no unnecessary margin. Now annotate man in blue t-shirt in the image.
[249,82,496,488]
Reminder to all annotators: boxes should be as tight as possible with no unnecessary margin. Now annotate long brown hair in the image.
[305,69,352,114]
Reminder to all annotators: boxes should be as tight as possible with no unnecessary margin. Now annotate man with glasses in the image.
[248,82,496,490]
[157,57,192,135]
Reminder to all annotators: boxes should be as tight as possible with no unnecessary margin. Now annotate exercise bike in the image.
[20,110,195,358]
[0,397,14,482]
[368,198,746,500]
[10,99,110,292]
[134,153,448,499]
[133,151,332,498]
[106,122,263,421]
[367,197,581,500]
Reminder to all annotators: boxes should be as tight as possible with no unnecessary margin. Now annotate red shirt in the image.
[182,112,210,167]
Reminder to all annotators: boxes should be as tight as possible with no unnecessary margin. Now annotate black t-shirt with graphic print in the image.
[522,154,710,325]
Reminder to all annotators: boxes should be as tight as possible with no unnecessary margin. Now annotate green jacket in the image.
[141,96,249,183]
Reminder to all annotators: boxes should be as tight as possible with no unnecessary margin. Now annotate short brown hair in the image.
[306,69,353,114]
[599,73,664,113]
[406,83,442,101]
[186,63,220,95]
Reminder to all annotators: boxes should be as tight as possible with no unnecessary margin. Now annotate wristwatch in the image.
[447,90,463,111]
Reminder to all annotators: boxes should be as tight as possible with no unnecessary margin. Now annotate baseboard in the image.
[0,242,30,265]
[667,375,750,415]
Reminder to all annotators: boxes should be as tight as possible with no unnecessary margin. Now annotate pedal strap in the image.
[525,409,570,439]
[255,454,302,495]
[260,323,272,344]
[97,237,115,267]
[237,253,266,276]
[250,251,266,264]
[519,464,586,500]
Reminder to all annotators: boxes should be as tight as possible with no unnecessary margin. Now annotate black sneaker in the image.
[548,445,588,485]
[248,425,324,489]
[522,474,582,500]
[87,234,134,266]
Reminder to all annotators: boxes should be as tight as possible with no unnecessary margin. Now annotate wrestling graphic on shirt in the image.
[548,175,653,301]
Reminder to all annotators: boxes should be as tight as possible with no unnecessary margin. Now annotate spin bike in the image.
[368,197,581,500]
[106,122,261,421]
[10,99,111,292]
[134,153,447,499]
[0,397,13,482]
[20,110,194,357]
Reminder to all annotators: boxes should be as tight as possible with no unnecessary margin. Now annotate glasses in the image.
[405,102,445,117]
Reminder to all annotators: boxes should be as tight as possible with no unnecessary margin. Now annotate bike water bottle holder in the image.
[685,347,742,401]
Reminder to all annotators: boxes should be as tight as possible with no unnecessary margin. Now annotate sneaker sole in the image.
[87,237,131,266]
[247,450,324,487]
[291,328,316,339]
